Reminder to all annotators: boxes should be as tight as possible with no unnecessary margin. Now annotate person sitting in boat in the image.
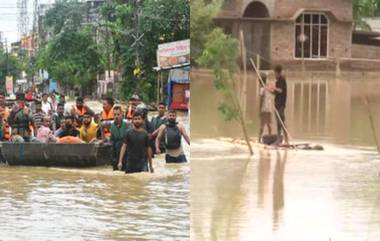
[155,110,190,163]
[110,106,131,171]
[99,97,114,139]
[70,97,95,121]
[0,99,10,141]
[79,112,98,143]
[118,111,153,174]
[8,93,35,142]
[0,111,6,141]
[52,103,65,131]
[32,100,45,132]
[37,116,57,143]
[58,115,80,138]
[54,119,66,137]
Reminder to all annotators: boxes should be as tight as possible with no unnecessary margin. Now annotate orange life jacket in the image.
[100,109,114,137]
[126,105,133,120]
[74,106,86,117]
[57,136,83,144]
[1,109,10,140]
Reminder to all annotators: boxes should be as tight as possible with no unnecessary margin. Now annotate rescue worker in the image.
[110,106,131,170]
[8,93,34,142]
[126,94,140,121]
[99,97,114,139]
[156,110,190,163]
[71,97,94,120]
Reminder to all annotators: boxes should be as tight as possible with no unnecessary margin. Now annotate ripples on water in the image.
[191,140,380,241]
[0,162,189,241]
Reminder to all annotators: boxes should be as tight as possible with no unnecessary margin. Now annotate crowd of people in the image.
[0,91,190,174]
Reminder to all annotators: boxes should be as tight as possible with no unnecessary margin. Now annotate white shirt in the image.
[260,87,273,113]
[42,101,52,115]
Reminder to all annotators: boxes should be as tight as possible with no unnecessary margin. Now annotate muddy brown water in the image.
[0,106,190,241]
[191,71,380,241]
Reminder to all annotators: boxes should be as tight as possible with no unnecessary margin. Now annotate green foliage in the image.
[353,0,380,30]
[37,0,104,91]
[101,0,190,102]
[190,0,222,63]
[0,49,22,88]
[197,27,241,122]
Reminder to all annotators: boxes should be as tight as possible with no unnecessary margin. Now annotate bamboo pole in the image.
[239,31,254,156]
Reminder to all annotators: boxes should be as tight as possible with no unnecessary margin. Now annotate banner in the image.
[5,76,13,95]
[157,39,190,69]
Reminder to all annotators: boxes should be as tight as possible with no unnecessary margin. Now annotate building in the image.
[84,0,104,24]
[215,0,380,71]
[11,41,21,56]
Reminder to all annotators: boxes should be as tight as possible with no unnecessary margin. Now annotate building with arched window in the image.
[215,0,360,70]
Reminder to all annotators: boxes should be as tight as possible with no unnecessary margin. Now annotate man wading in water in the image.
[155,110,190,163]
[110,106,130,171]
[272,65,289,145]
[118,112,153,173]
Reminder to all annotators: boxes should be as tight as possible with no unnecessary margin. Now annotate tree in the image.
[0,49,22,89]
[353,0,379,30]
[37,0,104,94]
[101,0,190,101]
[193,0,253,155]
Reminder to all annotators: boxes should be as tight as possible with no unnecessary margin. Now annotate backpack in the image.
[165,123,181,149]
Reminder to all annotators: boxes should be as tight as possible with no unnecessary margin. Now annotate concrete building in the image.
[215,0,380,71]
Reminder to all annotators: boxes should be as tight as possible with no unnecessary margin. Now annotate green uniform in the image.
[110,120,131,170]
[8,107,33,140]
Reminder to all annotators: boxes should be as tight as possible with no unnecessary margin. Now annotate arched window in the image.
[243,1,269,18]
[295,13,328,59]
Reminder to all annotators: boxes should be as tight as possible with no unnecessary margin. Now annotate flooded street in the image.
[0,106,190,241]
[191,71,380,241]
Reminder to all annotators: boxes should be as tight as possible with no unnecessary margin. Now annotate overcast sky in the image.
[0,0,54,46]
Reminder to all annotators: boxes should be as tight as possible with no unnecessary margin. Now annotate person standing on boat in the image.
[258,73,273,143]
[71,97,95,121]
[110,106,130,171]
[8,93,35,142]
[41,93,52,115]
[52,103,65,131]
[155,110,190,163]
[272,65,289,145]
[118,111,153,174]
[32,101,45,132]
[151,102,167,153]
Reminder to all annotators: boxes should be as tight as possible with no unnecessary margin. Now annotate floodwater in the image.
[0,106,190,241]
[191,70,380,241]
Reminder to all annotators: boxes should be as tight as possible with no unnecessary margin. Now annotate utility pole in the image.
[5,38,9,75]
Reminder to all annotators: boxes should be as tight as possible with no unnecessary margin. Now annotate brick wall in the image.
[270,19,352,63]
[351,44,380,59]
[273,0,352,21]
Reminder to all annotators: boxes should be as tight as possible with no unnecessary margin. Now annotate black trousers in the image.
[165,154,187,163]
